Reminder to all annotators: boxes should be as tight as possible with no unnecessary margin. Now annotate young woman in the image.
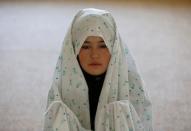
[43,8,153,131]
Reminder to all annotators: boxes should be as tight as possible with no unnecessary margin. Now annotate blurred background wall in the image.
[0,0,191,131]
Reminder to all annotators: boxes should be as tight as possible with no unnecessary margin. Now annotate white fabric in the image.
[43,8,153,131]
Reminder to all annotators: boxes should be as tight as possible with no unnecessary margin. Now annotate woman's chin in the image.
[87,70,104,76]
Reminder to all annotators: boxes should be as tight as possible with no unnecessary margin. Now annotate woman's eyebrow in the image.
[84,41,90,44]
[99,40,105,43]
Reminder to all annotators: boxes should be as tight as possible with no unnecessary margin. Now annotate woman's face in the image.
[78,36,111,76]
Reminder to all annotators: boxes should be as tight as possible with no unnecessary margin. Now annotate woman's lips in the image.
[89,63,102,66]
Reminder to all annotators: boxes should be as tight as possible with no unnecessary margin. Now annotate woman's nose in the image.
[90,48,99,58]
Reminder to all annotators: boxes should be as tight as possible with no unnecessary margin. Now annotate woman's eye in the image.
[81,45,90,49]
[99,45,107,48]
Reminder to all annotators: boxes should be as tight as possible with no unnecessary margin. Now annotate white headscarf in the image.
[44,8,153,131]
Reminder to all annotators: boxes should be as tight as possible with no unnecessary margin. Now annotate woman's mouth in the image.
[89,63,102,66]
